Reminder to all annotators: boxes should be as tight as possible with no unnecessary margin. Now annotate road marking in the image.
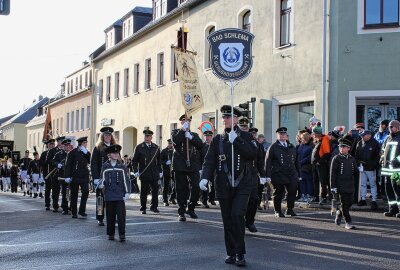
[126,220,178,226]
[0,230,23,234]
[0,209,41,213]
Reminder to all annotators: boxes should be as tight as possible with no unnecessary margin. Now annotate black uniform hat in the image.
[167,139,173,143]
[220,105,242,117]
[100,127,114,134]
[105,144,122,154]
[76,136,88,143]
[328,130,341,139]
[203,130,213,136]
[56,136,66,142]
[338,138,352,148]
[249,127,259,133]
[47,139,55,145]
[360,130,372,137]
[143,129,154,136]
[179,114,192,121]
[61,139,72,145]
[25,150,29,153]
[33,152,39,156]
[238,117,249,126]
[276,127,288,133]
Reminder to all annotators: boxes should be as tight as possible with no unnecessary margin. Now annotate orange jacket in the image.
[319,135,331,158]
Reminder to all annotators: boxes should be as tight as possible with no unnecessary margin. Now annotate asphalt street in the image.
[0,192,399,270]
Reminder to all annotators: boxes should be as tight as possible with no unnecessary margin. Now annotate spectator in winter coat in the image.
[374,120,390,146]
[297,132,314,201]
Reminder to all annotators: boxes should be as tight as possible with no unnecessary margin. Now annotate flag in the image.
[42,108,52,142]
[174,48,203,116]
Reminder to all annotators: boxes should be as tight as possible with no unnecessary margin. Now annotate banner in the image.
[174,48,203,116]
[0,140,14,159]
[42,109,52,142]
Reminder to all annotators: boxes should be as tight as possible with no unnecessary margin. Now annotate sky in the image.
[0,0,150,119]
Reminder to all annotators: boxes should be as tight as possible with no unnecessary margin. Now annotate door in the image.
[366,105,400,133]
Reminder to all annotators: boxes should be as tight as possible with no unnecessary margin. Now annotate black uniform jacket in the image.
[252,141,266,178]
[40,150,49,177]
[46,147,63,172]
[201,127,258,199]
[65,147,91,180]
[53,150,67,178]
[330,154,357,194]
[132,142,161,182]
[18,157,32,171]
[28,159,41,175]
[171,129,203,172]
[101,160,129,202]
[160,147,174,177]
[265,140,300,185]
[1,165,11,177]
[91,144,113,181]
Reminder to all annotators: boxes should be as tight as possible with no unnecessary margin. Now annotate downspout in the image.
[90,62,97,150]
[322,0,328,132]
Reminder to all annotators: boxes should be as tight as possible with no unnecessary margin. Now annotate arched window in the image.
[242,11,251,32]
[205,26,215,69]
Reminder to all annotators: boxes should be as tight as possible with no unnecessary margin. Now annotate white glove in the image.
[134,172,140,178]
[159,172,163,178]
[199,170,203,176]
[79,146,88,154]
[124,193,129,201]
[94,179,100,185]
[266,177,272,183]
[182,122,189,131]
[57,163,63,169]
[166,160,171,165]
[299,177,303,181]
[199,179,208,191]
[98,184,104,189]
[331,188,337,193]
[260,177,267,185]
[185,131,193,140]
[358,164,364,172]
[228,130,238,143]
[65,178,72,184]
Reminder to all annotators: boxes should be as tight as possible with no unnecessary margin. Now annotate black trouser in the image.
[96,188,105,222]
[60,181,69,213]
[140,180,159,209]
[175,171,200,215]
[219,192,250,256]
[201,177,216,204]
[70,178,89,216]
[130,176,140,193]
[257,183,264,206]
[318,163,330,199]
[312,164,320,199]
[106,201,126,237]
[338,193,353,223]
[162,172,176,202]
[354,170,360,202]
[0,179,3,191]
[44,179,52,208]
[246,181,259,226]
[51,176,60,210]
[11,179,18,193]
[385,176,400,213]
[272,182,298,212]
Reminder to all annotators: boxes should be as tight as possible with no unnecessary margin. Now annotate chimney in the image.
[83,60,88,66]
[38,95,43,101]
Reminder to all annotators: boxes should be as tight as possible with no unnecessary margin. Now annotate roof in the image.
[122,6,153,20]
[25,113,46,128]
[0,113,17,126]
[1,97,49,127]
[94,0,205,62]
[104,19,123,32]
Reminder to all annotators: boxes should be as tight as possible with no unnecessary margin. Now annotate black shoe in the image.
[141,210,146,214]
[186,211,198,219]
[202,203,210,208]
[178,214,186,221]
[396,213,400,218]
[209,200,216,206]
[108,235,114,240]
[53,209,59,213]
[39,193,43,198]
[45,207,50,211]
[225,255,235,264]
[23,192,26,196]
[371,201,378,211]
[33,193,38,198]
[164,202,169,207]
[246,224,258,233]
[335,211,342,225]
[98,221,105,226]
[285,209,297,217]
[72,215,78,219]
[357,200,367,206]
[119,234,126,242]
[384,211,396,217]
[170,199,177,205]
[235,254,246,267]
[275,211,285,218]
[79,212,87,217]
[150,208,160,213]
[62,211,69,215]
[30,193,32,197]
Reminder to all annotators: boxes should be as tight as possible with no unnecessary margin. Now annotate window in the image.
[170,123,177,134]
[67,81,70,94]
[114,131,120,144]
[66,113,70,132]
[365,0,399,28]
[124,68,129,96]
[89,71,92,86]
[145,58,151,90]
[115,72,120,99]
[71,111,74,132]
[60,117,63,134]
[86,106,91,129]
[99,79,103,104]
[81,108,85,130]
[171,48,178,81]
[156,125,163,148]
[205,26,215,69]
[79,74,82,89]
[134,64,140,93]
[76,110,79,131]
[280,0,292,46]
[154,0,167,20]
[71,79,73,92]
[75,77,78,91]
[157,53,164,86]
[242,11,251,32]
[179,0,188,5]
[106,76,111,102]
[56,119,59,135]
[85,72,88,87]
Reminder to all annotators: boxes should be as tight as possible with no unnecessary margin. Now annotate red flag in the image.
[42,109,52,142]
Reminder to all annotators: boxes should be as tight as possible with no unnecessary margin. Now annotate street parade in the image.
[0,1,399,269]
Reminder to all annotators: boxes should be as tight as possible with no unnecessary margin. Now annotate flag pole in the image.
[230,80,235,187]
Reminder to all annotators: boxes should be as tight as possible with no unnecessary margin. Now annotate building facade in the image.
[92,0,324,154]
